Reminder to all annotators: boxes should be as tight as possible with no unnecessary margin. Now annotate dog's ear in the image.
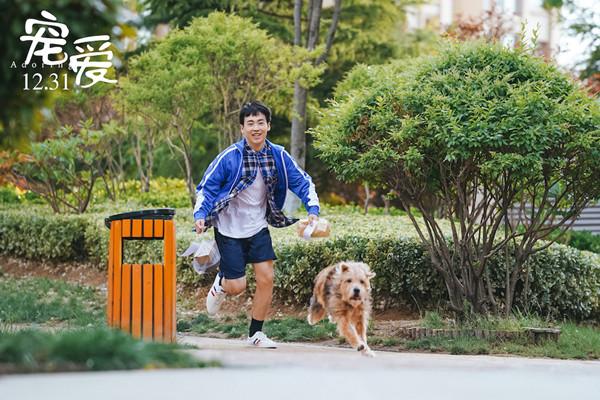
[367,271,376,280]
[335,262,350,274]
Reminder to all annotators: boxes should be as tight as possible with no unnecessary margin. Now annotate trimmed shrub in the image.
[0,186,19,204]
[517,246,599,320]
[566,231,600,254]
[0,207,598,319]
[275,237,599,319]
[92,178,192,208]
[274,236,447,310]
[0,211,88,261]
[484,243,600,320]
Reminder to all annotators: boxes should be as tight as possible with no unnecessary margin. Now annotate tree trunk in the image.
[143,134,155,193]
[291,82,308,169]
[382,194,390,215]
[290,0,325,169]
[101,174,115,202]
[287,0,342,215]
[363,182,370,215]
[286,82,308,214]
[183,147,195,207]
[133,133,148,192]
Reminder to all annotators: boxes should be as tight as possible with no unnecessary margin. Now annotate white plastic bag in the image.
[180,232,220,274]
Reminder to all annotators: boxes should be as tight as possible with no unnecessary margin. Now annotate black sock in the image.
[249,318,264,337]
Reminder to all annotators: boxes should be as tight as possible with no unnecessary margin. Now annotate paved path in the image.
[2,335,599,400]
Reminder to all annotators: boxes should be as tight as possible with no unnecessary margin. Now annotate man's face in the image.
[241,112,270,151]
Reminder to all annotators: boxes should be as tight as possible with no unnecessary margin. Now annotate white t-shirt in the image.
[215,168,268,238]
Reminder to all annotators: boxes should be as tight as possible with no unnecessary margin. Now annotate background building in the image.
[405,0,560,58]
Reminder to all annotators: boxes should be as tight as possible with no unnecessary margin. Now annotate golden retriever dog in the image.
[307,261,376,357]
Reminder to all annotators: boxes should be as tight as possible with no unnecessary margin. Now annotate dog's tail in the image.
[307,295,326,325]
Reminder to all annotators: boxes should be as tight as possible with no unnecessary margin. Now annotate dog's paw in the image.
[307,314,315,325]
[360,346,376,358]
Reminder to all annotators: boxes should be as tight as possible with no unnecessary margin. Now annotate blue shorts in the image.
[214,227,277,280]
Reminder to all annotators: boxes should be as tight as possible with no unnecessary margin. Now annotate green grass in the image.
[0,275,105,326]
[402,312,599,359]
[406,336,491,355]
[179,313,338,341]
[459,313,553,332]
[493,323,600,359]
[0,327,219,373]
[370,337,402,347]
[378,317,600,360]
[420,311,554,332]
[397,322,600,359]
[178,313,248,338]
[422,311,446,329]
[264,316,338,341]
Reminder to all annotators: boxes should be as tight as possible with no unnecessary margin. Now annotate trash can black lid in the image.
[104,208,176,229]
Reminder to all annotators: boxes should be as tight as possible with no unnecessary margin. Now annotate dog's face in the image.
[335,262,375,307]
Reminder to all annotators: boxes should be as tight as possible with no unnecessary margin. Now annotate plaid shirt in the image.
[205,140,298,229]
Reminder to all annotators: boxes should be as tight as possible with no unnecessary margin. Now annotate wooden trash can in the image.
[105,209,176,342]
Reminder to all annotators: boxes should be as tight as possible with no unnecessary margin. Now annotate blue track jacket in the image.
[193,139,320,222]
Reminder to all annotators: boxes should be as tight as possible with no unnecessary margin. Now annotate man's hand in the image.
[308,214,318,225]
[195,219,206,234]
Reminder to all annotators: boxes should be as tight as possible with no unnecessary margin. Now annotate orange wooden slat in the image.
[132,219,142,238]
[131,264,142,339]
[143,219,154,238]
[121,219,131,238]
[111,221,123,325]
[120,263,132,333]
[142,264,154,340]
[153,264,164,341]
[163,220,176,342]
[107,221,114,326]
[154,219,163,238]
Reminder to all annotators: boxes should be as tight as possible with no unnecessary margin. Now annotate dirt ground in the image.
[0,256,106,287]
[0,255,421,338]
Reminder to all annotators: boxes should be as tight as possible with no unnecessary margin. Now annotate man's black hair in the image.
[239,101,271,125]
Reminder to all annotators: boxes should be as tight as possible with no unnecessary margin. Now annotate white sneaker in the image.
[206,273,226,316]
[247,331,278,348]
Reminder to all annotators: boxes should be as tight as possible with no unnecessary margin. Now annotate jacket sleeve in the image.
[282,149,320,216]
[193,153,228,221]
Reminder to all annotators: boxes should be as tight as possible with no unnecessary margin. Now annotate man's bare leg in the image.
[221,276,246,295]
[252,260,274,320]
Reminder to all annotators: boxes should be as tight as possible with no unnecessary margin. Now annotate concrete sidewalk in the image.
[2,335,599,400]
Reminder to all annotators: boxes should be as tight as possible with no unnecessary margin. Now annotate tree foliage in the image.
[119,12,321,204]
[140,0,411,116]
[11,121,111,213]
[314,41,600,315]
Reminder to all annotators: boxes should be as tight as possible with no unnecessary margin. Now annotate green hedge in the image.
[486,245,600,320]
[0,208,206,288]
[0,178,191,209]
[0,212,88,261]
[562,230,600,254]
[273,236,447,310]
[0,208,598,319]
